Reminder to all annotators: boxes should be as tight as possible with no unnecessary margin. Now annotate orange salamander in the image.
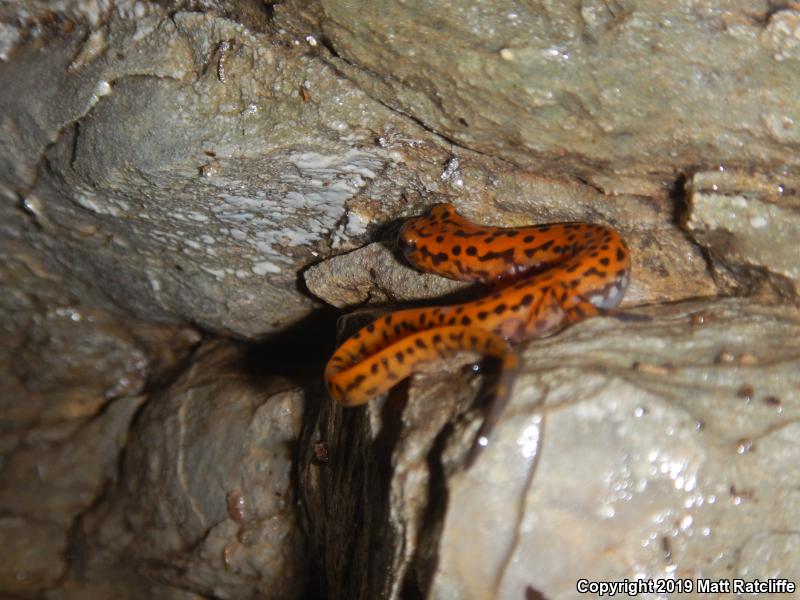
[325,203,631,462]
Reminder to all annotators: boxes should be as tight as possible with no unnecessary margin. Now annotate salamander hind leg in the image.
[456,328,520,467]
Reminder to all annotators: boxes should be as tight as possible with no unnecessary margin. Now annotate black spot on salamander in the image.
[583,266,606,278]
[466,246,478,256]
[455,306,464,314]
[616,268,626,278]
[452,245,462,256]
[469,335,479,347]
[538,226,551,232]
[570,278,581,288]
[347,374,366,391]
[524,239,555,257]
[419,312,427,324]
[382,330,390,341]
[479,248,516,264]
[600,245,609,251]
[366,323,375,333]
[504,230,519,238]
[599,257,610,266]
[385,315,393,324]
[484,236,497,244]
[352,331,361,339]
[567,233,576,242]
[590,251,599,257]
[447,316,456,325]
[559,290,568,302]
[371,363,379,374]
[433,333,443,345]
[461,315,472,325]
[493,303,507,315]
[477,311,489,320]
[566,262,581,273]
[406,346,414,355]
[415,338,427,349]
[520,294,534,306]
[523,234,535,243]
[584,231,594,239]
[381,357,389,368]
[436,235,445,243]
[616,247,626,261]
[432,252,449,266]
[395,351,405,364]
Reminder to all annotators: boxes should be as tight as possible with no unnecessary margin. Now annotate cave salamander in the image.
[325,203,631,459]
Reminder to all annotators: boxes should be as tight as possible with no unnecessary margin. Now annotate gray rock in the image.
[686,169,800,294]
[282,0,800,192]
[303,299,800,599]
[2,1,799,598]
[78,342,308,600]
[0,6,445,337]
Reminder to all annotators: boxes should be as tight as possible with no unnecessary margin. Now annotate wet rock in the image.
[77,342,307,600]
[307,178,716,310]
[281,1,800,191]
[302,299,800,599]
[686,169,800,295]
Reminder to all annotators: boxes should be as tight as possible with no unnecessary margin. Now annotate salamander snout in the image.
[398,221,420,258]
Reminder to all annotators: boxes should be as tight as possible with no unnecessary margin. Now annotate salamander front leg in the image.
[564,297,650,325]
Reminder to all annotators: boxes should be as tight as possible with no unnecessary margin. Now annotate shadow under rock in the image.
[240,307,340,386]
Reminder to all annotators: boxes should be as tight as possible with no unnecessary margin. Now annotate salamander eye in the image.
[400,234,417,255]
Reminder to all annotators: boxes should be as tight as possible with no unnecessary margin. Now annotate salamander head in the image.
[398,203,458,262]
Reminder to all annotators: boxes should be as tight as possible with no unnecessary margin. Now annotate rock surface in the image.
[686,169,800,295]
[281,0,800,192]
[75,341,308,600]
[1,0,799,599]
[302,299,800,599]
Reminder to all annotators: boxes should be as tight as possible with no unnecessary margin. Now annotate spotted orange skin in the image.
[325,203,631,459]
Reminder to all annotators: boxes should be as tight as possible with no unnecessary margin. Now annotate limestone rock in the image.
[302,299,800,599]
[78,342,308,600]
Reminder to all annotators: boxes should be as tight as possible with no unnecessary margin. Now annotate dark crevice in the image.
[669,172,689,227]
[319,34,340,59]
[399,420,452,599]
[241,307,339,385]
